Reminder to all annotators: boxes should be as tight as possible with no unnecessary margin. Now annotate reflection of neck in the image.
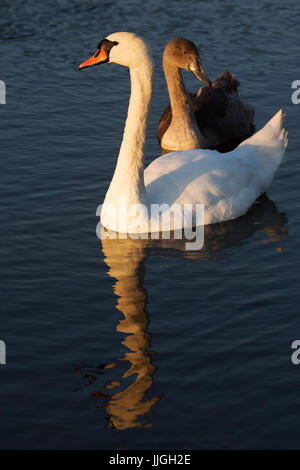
[101,238,161,430]
[162,58,203,151]
[104,238,150,350]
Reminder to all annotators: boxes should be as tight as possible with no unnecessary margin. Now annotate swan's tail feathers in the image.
[238,110,287,193]
[240,109,288,155]
[280,127,288,150]
[264,109,287,145]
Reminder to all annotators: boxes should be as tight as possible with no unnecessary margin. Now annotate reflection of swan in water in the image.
[127,194,288,262]
[76,194,287,429]
[77,235,163,430]
[99,237,162,430]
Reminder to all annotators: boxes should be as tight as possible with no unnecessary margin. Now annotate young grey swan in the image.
[158,37,255,153]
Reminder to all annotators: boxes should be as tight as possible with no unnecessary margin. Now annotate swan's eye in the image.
[93,39,119,62]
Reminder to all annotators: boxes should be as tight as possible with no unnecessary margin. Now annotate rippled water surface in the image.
[1,0,300,449]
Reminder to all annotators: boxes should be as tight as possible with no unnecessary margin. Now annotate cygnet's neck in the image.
[162,58,204,151]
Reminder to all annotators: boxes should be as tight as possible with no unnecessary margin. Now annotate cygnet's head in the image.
[163,37,211,87]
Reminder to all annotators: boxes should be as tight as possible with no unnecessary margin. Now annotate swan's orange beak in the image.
[79,47,108,70]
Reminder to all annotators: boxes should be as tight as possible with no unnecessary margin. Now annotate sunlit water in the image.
[1,0,300,449]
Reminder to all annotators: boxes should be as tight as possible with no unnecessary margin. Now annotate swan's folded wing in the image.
[145,149,260,221]
[146,110,287,224]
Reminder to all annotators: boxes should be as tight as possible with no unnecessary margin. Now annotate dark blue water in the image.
[1,0,300,449]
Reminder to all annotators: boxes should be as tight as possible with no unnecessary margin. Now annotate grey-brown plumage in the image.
[158,38,255,153]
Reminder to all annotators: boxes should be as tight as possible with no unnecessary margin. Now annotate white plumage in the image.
[145,110,287,225]
[80,32,287,233]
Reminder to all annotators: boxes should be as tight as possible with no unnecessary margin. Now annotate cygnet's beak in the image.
[189,58,211,87]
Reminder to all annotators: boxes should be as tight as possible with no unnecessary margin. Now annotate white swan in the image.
[79,32,287,234]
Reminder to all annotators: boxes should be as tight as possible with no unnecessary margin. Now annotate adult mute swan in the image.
[157,38,255,153]
[79,32,287,234]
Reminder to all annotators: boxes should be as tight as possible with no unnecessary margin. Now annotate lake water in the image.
[1,0,300,450]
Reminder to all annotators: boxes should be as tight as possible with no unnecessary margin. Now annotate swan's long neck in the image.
[162,59,204,151]
[103,59,153,210]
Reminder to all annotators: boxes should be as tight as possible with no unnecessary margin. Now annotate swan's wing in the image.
[241,100,255,123]
[157,87,228,146]
[145,149,259,223]
[210,70,239,92]
[146,110,287,225]
[195,70,255,151]
[193,88,228,129]
[157,70,255,152]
